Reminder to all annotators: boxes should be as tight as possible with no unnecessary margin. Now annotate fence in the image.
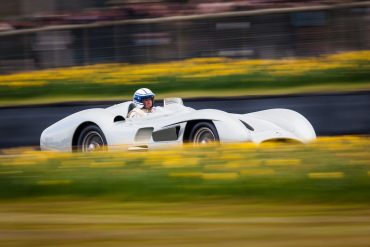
[0,2,369,73]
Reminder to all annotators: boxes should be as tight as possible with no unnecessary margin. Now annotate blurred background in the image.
[0,0,369,147]
[0,0,369,73]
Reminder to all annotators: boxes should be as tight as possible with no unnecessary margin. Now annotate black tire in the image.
[189,122,219,144]
[77,124,107,152]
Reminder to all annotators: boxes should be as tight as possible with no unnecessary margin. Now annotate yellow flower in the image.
[1,50,368,87]
[308,172,344,179]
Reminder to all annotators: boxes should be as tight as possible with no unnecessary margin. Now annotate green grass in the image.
[0,67,370,106]
[0,137,369,246]
[1,137,369,203]
[0,200,369,247]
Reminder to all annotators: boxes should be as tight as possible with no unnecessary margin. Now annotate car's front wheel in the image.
[189,122,219,144]
[77,125,107,152]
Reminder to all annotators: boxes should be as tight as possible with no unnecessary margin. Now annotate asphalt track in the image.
[0,91,369,149]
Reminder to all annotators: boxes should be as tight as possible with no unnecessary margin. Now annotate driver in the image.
[127,88,156,118]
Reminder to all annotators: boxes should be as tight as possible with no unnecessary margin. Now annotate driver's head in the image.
[133,88,155,109]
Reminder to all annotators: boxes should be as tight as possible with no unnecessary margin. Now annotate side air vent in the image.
[240,120,254,131]
[135,127,154,143]
[153,126,180,142]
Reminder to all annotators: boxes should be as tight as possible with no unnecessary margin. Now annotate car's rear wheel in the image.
[189,122,219,144]
[77,125,107,152]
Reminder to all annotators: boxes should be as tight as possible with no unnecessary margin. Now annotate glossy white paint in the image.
[40,98,316,151]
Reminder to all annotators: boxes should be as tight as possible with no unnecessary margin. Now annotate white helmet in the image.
[133,88,155,108]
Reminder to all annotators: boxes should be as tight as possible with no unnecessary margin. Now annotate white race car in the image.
[40,98,316,152]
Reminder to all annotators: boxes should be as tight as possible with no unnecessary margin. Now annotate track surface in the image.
[0,91,369,148]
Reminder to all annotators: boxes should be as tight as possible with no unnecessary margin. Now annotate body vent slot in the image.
[240,120,254,131]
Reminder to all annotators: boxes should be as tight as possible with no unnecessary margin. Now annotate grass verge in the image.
[0,136,369,203]
[1,200,369,247]
[0,51,369,106]
[1,136,369,246]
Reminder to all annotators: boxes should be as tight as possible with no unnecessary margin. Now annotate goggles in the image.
[135,94,154,103]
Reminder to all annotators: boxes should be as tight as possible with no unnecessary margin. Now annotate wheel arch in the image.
[72,121,99,151]
[183,119,215,142]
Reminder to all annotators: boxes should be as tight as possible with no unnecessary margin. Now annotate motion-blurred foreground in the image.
[0,136,369,246]
[1,136,370,201]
